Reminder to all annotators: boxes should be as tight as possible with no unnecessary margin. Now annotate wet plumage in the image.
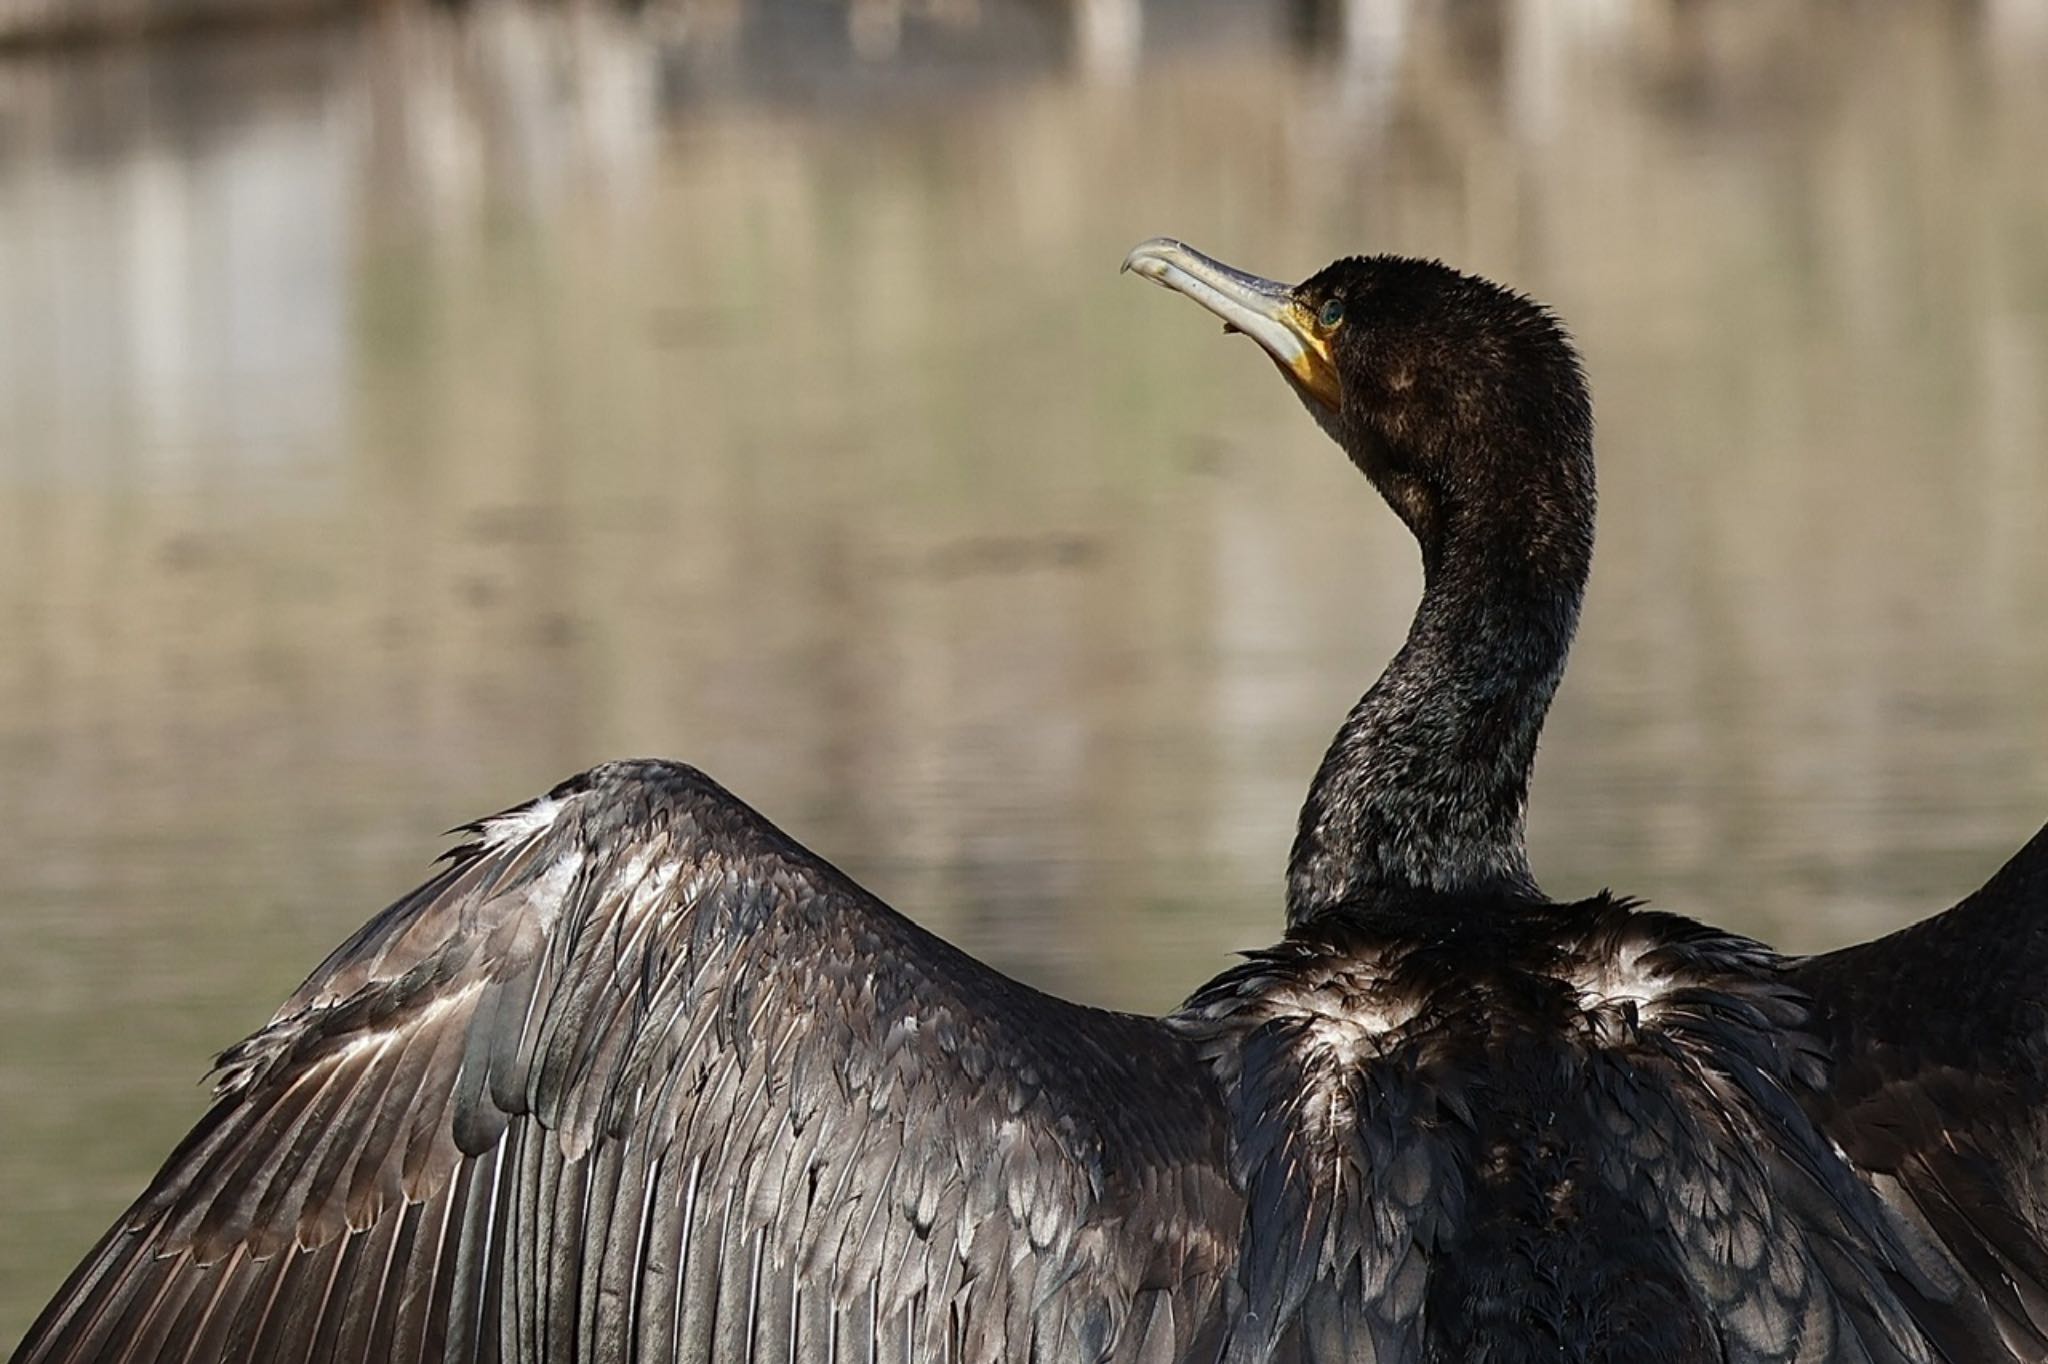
[13,242,2048,1363]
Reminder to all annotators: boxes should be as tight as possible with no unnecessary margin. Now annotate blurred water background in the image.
[3,0,2048,1341]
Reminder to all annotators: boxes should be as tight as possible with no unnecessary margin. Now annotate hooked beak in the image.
[1122,238,1342,413]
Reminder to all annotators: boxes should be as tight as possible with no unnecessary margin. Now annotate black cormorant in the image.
[12,240,2048,1364]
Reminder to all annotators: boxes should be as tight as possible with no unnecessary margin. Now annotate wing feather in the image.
[1792,821,2048,1357]
[11,760,1241,1364]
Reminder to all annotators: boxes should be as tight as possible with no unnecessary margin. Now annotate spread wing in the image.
[12,760,1243,1364]
[1791,822,2048,1357]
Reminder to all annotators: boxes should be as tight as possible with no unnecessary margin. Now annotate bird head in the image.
[1123,238,1594,583]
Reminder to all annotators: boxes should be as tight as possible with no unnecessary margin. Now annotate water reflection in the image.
[3,0,2048,1345]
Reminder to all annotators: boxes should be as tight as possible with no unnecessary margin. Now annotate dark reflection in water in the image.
[4,0,2048,1342]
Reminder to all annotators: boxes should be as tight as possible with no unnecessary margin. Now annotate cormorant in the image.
[12,240,2048,1364]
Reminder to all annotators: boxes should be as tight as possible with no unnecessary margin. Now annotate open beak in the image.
[1122,238,1341,413]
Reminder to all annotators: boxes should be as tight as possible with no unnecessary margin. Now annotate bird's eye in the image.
[1318,298,1345,329]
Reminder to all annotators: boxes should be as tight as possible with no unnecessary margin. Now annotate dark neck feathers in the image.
[1286,472,1590,923]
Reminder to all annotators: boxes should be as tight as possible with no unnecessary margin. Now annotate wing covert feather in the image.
[12,760,1243,1364]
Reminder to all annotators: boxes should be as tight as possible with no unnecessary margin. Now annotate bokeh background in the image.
[3,0,2048,1343]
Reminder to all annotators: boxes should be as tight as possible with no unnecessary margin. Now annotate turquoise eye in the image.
[1318,298,1345,328]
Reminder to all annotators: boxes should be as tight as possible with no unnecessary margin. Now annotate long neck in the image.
[1285,528,1584,923]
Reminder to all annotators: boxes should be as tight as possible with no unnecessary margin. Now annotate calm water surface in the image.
[4,0,2048,1341]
